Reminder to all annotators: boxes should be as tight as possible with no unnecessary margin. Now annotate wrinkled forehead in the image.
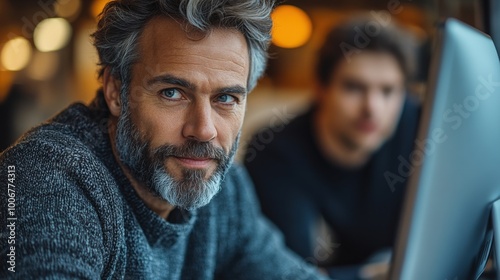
[135,16,250,83]
[335,51,405,85]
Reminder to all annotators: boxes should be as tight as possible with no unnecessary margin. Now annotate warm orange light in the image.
[91,0,111,19]
[271,5,312,49]
[54,0,82,21]
[1,37,32,71]
[34,18,72,52]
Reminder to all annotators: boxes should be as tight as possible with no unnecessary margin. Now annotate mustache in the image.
[152,140,227,162]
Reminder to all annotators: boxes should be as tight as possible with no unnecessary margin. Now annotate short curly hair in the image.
[316,15,416,87]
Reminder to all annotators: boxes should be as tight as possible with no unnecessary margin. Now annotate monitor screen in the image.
[390,18,500,279]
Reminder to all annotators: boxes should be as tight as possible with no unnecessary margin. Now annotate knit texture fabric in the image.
[0,93,327,280]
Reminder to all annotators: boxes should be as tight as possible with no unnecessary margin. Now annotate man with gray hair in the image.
[0,0,328,279]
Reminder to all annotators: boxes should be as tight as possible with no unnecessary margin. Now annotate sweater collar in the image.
[116,169,198,247]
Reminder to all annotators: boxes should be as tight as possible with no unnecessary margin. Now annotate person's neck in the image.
[108,119,175,220]
[313,111,370,168]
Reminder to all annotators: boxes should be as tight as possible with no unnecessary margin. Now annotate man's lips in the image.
[173,156,213,168]
[355,120,378,133]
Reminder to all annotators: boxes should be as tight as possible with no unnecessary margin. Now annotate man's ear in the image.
[102,67,122,117]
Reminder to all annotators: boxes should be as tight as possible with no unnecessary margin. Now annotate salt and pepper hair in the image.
[92,0,274,94]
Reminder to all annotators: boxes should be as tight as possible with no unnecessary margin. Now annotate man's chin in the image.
[356,140,385,155]
[151,167,223,211]
[347,131,386,152]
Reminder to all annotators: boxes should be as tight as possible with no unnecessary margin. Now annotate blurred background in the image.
[0,0,490,155]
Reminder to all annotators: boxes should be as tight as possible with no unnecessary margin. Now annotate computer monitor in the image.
[389,18,500,279]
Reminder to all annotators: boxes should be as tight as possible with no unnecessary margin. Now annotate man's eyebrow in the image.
[147,74,195,90]
[218,86,248,96]
[147,74,247,95]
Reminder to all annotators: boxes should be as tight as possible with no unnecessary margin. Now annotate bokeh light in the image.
[271,5,313,49]
[34,18,72,52]
[54,0,82,21]
[1,37,32,71]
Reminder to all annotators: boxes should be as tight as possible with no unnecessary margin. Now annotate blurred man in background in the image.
[245,15,420,278]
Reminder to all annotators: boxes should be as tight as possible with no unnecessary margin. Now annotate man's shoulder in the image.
[0,111,117,198]
[2,121,97,166]
[2,102,109,166]
[0,111,125,230]
[0,118,126,279]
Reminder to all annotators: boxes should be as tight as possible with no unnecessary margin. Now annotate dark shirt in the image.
[244,98,420,267]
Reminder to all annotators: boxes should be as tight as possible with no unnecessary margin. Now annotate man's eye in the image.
[217,94,236,104]
[382,86,397,97]
[343,81,364,94]
[160,88,183,100]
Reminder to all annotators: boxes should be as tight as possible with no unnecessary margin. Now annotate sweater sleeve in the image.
[0,130,119,279]
[219,165,329,280]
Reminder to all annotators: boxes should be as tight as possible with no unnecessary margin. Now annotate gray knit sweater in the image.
[0,94,328,280]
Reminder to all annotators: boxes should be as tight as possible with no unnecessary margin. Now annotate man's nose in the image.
[363,90,384,117]
[182,101,217,142]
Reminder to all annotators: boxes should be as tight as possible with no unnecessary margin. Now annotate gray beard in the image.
[115,101,238,210]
